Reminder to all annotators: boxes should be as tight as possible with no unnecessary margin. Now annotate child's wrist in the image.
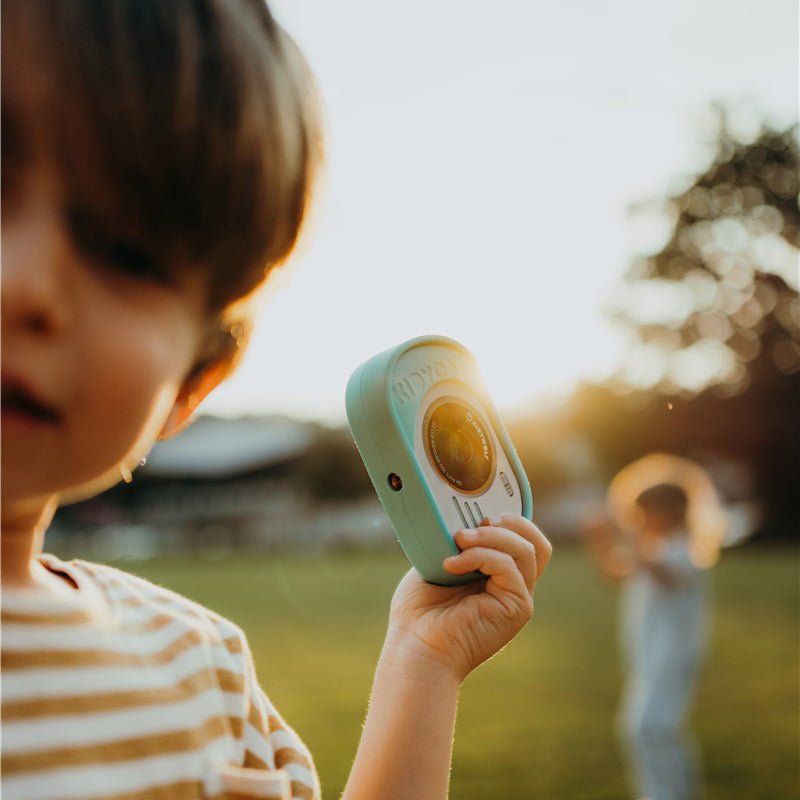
[379,628,465,689]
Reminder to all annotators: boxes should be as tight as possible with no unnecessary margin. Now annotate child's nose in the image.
[2,204,74,339]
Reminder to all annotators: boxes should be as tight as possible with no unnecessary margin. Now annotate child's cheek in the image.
[71,312,195,483]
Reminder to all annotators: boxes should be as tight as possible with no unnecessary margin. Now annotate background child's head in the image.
[2,0,323,508]
[607,453,727,566]
[633,483,689,537]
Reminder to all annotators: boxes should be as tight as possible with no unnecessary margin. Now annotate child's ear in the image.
[157,357,233,441]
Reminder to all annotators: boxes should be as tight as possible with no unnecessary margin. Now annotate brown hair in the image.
[2,0,323,377]
[634,483,689,529]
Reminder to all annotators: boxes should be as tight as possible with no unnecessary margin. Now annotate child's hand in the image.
[384,515,552,685]
[583,513,617,551]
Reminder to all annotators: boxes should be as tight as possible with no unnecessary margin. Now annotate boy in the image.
[586,455,723,800]
[1,2,552,799]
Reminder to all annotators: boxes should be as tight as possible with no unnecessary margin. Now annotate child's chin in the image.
[56,468,127,507]
[1,472,59,506]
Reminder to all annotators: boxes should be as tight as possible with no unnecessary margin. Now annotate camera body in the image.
[346,335,532,585]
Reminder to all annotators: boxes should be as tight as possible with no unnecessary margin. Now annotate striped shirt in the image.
[1,553,321,800]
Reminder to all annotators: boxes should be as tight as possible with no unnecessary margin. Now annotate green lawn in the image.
[117,545,798,800]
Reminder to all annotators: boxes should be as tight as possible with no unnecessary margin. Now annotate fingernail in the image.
[487,516,502,526]
[444,555,460,564]
[460,528,478,538]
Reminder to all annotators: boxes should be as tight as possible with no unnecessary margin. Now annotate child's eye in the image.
[103,241,163,278]
[66,205,170,285]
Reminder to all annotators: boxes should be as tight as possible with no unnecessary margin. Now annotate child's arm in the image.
[585,524,681,588]
[341,515,551,800]
[583,517,635,582]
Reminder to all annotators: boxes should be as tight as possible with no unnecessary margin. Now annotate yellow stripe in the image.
[94,586,226,630]
[290,779,317,800]
[244,749,271,770]
[117,591,219,620]
[127,612,179,633]
[249,701,268,729]
[268,714,287,733]
[0,610,181,632]
[1,611,197,637]
[1,610,93,625]
[274,746,313,771]
[1,714,242,774]
[1,629,243,670]
[1,667,245,720]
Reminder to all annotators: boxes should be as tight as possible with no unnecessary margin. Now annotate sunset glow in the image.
[203,0,797,423]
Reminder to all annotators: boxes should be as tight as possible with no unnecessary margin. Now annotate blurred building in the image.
[49,415,393,561]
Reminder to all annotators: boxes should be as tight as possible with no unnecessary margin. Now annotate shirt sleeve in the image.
[237,631,321,800]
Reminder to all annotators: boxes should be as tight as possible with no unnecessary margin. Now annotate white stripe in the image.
[3,690,246,752]
[1,735,237,799]
[113,596,232,637]
[269,727,309,754]
[244,721,276,766]
[111,601,187,625]
[1,600,172,627]
[282,761,317,790]
[116,601,238,637]
[252,686,278,718]
[101,581,213,614]
[0,604,88,619]
[1,645,242,700]
[5,569,243,642]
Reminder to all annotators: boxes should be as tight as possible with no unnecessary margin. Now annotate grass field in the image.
[117,544,799,800]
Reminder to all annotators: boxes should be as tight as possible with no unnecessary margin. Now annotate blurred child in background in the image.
[1,2,551,799]
[585,454,726,800]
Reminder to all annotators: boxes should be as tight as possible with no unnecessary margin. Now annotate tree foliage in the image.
[595,116,799,538]
[293,424,373,503]
[613,116,799,394]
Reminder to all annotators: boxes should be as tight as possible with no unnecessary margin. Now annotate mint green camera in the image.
[345,335,533,585]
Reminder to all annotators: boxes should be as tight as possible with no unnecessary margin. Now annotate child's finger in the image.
[453,526,537,592]
[443,546,531,613]
[480,515,553,580]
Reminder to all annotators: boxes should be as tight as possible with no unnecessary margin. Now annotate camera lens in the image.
[423,396,496,494]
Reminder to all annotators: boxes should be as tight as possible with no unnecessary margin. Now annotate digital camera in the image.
[345,335,532,585]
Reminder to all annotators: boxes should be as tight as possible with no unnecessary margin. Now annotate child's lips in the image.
[1,375,62,430]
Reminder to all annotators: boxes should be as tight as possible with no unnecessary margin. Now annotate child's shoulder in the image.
[41,553,247,647]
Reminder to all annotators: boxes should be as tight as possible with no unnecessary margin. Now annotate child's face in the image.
[632,505,683,538]
[2,157,209,510]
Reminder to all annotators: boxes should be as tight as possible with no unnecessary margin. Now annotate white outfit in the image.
[617,533,710,800]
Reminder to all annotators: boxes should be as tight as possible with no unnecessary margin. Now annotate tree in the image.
[605,114,799,538]
[613,115,798,392]
[292,424,373,503]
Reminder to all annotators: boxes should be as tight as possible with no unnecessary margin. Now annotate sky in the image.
[203,0,798,425]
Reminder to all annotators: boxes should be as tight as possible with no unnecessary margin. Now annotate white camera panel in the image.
[413,379,523,533]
